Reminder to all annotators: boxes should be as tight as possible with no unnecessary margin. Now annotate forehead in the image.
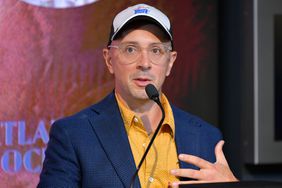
[115,24,170,44]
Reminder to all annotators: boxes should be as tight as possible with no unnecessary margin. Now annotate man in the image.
[38,4,237,188]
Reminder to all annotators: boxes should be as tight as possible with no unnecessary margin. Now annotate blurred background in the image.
[0,0,281,187]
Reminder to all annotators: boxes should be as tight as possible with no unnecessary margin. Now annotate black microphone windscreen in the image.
[145,84,159,100]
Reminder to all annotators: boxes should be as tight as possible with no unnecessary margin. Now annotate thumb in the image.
[215,140,228,165]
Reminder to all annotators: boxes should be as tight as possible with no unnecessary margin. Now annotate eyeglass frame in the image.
[107,42,173,65]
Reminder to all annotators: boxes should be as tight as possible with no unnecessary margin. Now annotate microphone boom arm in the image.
[129,85,165,188]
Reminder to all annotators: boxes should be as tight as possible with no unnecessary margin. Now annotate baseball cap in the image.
[108,4,173,46]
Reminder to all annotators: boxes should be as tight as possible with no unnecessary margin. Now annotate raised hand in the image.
[169,140,238,188]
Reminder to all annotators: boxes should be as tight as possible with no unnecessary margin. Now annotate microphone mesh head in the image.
[145,84,159,100]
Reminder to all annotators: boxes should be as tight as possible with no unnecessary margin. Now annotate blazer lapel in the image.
[88,93,141,188]
[173,106,201,170]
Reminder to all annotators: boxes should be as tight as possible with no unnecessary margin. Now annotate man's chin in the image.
[131,91,150,100]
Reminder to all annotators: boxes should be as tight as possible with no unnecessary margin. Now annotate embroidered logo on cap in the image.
[134,8,149,14]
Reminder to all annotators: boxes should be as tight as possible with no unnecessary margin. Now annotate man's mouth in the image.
[133,78,152,87]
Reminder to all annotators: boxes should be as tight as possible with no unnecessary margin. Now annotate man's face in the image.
[103,24,177,103]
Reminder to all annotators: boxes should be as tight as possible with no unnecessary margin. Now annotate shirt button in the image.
[142,143,146,148]
[133,117,138,123]
[148,177,154,183]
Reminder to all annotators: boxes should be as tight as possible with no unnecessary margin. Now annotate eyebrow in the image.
[119,41,169,46]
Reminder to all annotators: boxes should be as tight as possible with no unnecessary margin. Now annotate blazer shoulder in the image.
[54,105,93,124]
[172,105,222,136]
[52,92,116,129]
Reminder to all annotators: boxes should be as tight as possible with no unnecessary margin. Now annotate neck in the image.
[116,92,163,133]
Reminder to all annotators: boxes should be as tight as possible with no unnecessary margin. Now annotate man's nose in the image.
[136,50,151,69]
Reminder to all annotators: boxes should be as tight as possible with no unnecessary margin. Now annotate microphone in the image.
[129,84,165,188]
[145,83,160,102]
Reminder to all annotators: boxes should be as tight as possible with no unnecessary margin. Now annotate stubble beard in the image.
[130,87,149,101]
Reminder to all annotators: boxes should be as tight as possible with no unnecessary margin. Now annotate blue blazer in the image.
[38,92,222,188]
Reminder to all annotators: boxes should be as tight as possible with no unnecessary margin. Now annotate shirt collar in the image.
[115,92,175,137]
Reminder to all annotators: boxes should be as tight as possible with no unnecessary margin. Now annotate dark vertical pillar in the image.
[218,0,244,178]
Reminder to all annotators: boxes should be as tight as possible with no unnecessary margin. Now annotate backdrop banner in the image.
[0,0,217,187]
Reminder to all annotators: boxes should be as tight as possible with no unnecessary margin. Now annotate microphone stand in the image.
[129,90,165,188]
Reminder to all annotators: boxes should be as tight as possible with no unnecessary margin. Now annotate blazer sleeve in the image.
[37,121,81,188]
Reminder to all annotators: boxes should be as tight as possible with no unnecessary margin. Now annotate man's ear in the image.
[103,48,114,74]
[166,51,177,76]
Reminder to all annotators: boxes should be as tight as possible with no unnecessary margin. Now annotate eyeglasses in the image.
[108,42,172,65]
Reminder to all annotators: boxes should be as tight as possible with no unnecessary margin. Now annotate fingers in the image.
[170,168,203,180]
[215,140,228,165]
[170,141,238,185]
[169,180,213,188]
[178,154,213,169]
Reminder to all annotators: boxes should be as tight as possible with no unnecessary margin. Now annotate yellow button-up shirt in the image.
[116,93,179,188]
